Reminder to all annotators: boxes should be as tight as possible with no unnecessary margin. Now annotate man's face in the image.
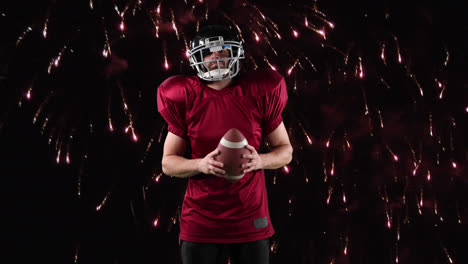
[203,47,231,70]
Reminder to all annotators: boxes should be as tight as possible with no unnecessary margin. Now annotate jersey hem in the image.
[180,230,274,244]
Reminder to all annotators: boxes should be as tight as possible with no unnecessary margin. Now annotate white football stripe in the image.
[220,138,247,148]
[225,174,245,180]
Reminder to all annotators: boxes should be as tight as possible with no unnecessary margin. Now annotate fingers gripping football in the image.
[241,145,263,173]
[198,149,226,177]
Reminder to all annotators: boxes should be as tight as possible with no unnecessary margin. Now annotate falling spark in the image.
[283,165,290,174]
[441,244,454,264]
[361,87,370,115]
[66,149,71,164]
[107,99,114,132]
[74,243,79,263]
[408,73,424,96]
[343,236,349,255]
[316,28,326,39]
[164,57,169,70]
[292,28,299,38]
[33,94,52,124]
[263,56,276,71]
[263,37,278,56]
[393,35,402,63]
[26,87,32,100]
[119,20,125,31]
[163,40,170,70]
[385,144,398,161]
[48,45,68,74]
[377,109,384,128]
[156,3,161,14]
[270,239,279,253]
[254,32,260,42]
[330,154,335,176]
[380,77,390,89]
[287,58,300,75]
[170,9,180,39]
[413,163,419,176]
[429,113,433,136]
[326,186,333,204]
[303,56,317,72]
[426,170,431,181]
[357,56,364,79]
[342,192,347,203]
[249,56,259,70]
[153,172,162,183]
[306,24,326,39]
[16,26,33,47]
[344,132,351,149]
[456,202,462,224]
[77,153,87,198]
[56,148,61,163]
[102,26,111,57]
[151,4,161,38]
[380,43,387,66]
[132,131,138,142]
[451,161,457,169]
[397,223,400,241]
[449,116,456,128]
[416,195,422,215]
[326,131,334,148]
[41,117,49,133]
[386,207,392,229]
[140,137,155,163]
[153,217,160,228]
[42,17,49,38]
[96,191,112,211]
[419,188,424,208]
[443,43,450,66]
[297,120,312,144]
[323,162,328,182]
[438,82,447,99]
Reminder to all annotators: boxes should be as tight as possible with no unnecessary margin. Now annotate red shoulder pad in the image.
[157,75,191,103]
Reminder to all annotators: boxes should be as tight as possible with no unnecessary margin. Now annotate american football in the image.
[215,128,251,183]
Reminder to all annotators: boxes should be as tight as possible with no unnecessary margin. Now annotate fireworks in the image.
[3,0,466,263]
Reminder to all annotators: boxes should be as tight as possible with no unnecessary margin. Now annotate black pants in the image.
[180,238,270,264]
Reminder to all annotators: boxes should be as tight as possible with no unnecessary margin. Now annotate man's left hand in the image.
[241,145,263,174]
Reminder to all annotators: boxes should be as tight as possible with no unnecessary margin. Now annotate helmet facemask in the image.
[189,35,244,81]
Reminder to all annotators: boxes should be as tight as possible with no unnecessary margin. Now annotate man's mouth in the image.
[208,61,227,69]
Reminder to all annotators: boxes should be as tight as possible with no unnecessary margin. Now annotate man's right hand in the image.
[197,149,226,177]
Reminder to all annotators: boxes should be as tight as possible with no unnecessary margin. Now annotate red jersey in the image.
[157,69,288,243]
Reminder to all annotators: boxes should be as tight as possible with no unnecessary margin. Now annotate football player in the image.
[158,24,293,264]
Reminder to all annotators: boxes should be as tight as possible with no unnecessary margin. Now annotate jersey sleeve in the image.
[262,72,288,135]
[157,76,188,140]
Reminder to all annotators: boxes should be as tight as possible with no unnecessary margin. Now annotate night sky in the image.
[2,0,468,263]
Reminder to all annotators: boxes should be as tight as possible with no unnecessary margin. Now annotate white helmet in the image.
[188,25,244,81]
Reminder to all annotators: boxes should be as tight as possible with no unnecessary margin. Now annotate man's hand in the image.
[241,145,264,174]
[197,149,226,177]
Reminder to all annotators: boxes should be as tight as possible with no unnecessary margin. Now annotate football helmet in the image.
[188,25,244,81]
